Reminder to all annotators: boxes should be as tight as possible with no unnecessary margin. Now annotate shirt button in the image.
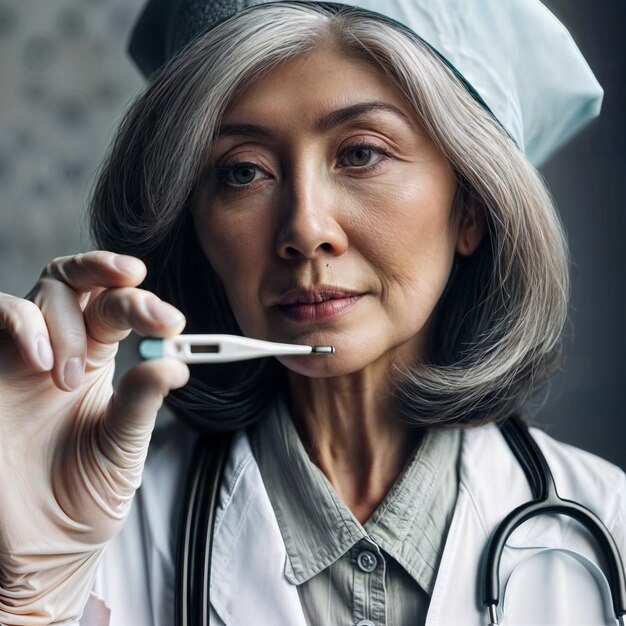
[355,621,376,626]
[356,549,378,572]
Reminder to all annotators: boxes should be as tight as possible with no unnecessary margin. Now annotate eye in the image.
[345,146,375,167]
[222,162,263,186]
[338,143,391,170]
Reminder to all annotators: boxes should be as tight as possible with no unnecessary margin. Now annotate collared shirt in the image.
[249,401,461,626]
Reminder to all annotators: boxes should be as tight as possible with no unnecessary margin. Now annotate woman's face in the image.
[194,46,481,378]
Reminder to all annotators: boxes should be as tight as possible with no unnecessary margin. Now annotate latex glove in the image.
[0,251,189,625]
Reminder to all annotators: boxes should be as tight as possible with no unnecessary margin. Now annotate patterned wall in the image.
[0,0,145,296]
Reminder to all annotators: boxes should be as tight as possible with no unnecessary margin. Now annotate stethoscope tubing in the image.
[176,433,232,626]
[483,496,626,623]
[485,416,626,625]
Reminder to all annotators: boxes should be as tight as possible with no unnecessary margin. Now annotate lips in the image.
[277,287,361,305]
[276,287,363,323]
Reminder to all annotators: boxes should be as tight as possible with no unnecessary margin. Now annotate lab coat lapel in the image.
[425,484,486,625]
[426,424,540,625]
[209,432,307,626]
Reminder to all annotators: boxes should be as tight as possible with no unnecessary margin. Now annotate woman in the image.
[0,1,624,625]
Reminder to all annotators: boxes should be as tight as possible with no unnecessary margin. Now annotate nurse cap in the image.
[128,0,603,166]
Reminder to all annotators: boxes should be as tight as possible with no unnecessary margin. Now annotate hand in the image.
[0,251,189,624]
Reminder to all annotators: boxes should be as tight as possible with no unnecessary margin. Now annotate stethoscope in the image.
[174,415,626,626]
[484,416,626,626]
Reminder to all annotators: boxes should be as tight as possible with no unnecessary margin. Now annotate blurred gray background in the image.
[0,0,623,470]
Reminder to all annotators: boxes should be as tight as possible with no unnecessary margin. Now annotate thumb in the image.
[49,358,189,541]
[102,357,189,469]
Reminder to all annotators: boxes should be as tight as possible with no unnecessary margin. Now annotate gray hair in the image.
[90,2,569,431]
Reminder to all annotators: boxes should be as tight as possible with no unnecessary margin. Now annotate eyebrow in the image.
[215,122,274,140]
[215,101,411,139]
[316,101,411,132]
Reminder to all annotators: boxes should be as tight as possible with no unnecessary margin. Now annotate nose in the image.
[275,173,348,260]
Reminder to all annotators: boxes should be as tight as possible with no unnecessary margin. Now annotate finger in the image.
[34,279,88,391]
[103,358,190,461]
[27,252,145,391]
[84,288,186,348]
[0,294,54,372]
[37,251,146,296]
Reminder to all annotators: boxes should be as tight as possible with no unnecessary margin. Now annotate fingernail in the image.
[36,335,54,370]
[147,299,185,326]
[63,357,83,390]
[113,255,145,275]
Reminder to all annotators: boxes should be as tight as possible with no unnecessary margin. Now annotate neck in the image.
[287,367,421,524]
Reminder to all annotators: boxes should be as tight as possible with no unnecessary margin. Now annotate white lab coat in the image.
[80,421,626,626]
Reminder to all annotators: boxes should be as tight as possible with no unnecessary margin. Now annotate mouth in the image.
[275,287,364,323]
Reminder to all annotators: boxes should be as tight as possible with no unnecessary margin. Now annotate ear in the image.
[455,204,486,257]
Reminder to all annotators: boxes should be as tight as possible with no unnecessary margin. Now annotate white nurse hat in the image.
[129,0,603,165]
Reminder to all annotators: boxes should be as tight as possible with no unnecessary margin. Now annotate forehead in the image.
[221,46,415,127]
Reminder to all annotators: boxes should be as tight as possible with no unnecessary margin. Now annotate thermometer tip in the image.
[310,345,335,354]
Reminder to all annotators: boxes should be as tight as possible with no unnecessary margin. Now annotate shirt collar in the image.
[249,398,460,594]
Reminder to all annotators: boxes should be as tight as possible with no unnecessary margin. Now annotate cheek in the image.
[351,173,458,292]
[192,207,271,324]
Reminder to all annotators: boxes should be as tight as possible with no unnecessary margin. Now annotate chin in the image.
[276,352,357,378]
[274,332,394,378]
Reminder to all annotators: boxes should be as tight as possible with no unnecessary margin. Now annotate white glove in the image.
[0,251,189,625]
